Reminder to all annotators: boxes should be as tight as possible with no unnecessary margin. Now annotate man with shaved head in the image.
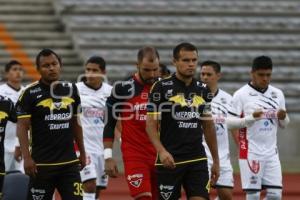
[104,46,160,200]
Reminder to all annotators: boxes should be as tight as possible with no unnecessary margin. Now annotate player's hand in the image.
[159,150,176,169]
[24,156,37,177]
[79,153,87,170]
[252,110,264,119]
[210,161,220,186]
[105,158,118,178]
[277,109,287,120]
[14,146,22,162]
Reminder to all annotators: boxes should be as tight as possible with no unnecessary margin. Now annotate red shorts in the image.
[124,159,157,199]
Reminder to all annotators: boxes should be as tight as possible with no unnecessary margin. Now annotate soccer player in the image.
[76,56,112,200]
[200,60,263,200]
[0,60,24,172]
[103,46,160,200]
[229,56,289,200]
[146,42,219,200]
[0,95,17,197]
[16,48,86,200]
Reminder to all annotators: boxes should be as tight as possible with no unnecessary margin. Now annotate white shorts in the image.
[208,154,234,188]
[87,153,108,188]
[239,152,282,191]
[5,152,23,172]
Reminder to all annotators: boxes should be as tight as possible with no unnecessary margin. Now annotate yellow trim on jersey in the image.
[155,157,207,166]
[18,81,39,101]
[17,115,31,119]
[0,172,5,175]
[147,112,161,115]
[36,159,79,166]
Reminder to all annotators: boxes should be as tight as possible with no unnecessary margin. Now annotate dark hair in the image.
[252,56,273,71]
[86,56,106,71]
[36,48,62,68]
[137,46,160,63]
[173,42,198,60]
[200,60,221,73]
[5,60,22,72]
[159,63,171,76]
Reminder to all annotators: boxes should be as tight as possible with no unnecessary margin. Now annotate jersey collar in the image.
[83,81,102,91]
[6,83,21,92]
[173,73,196,87]
[248,82,268,94]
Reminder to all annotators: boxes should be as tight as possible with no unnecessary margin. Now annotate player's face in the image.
[38,54,61,84]
[137,57,160,84]
[200,65,220,88]
[85,63,105,84]
[251,69,272,89]
[173,50,198,78]
[6,64,24,83]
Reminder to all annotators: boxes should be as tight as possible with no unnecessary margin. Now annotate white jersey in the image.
[229,83,286,159]
[76,82,112,155]
[0,83,24,152]
[204,89,232,162]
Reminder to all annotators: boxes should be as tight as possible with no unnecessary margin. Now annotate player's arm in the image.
[202,112,220,185]
[103,83,125,177]
[17,117,36,176]
[16,90,37,176]
[72,116,86,169]
[72,84,86,169]
[146,81,175,169]
[277,91,290,128]
[226,110,263,129]
[146,113,175,169]
[202,87,219,185]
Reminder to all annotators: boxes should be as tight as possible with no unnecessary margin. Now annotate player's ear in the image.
[217,72,221,81]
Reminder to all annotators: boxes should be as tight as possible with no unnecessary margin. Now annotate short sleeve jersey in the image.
[0,95,17,173]
[76,82,112,155]
[148,74,212,164]
[103,76,156,162]
[16,80,81,166]
[229,83,286,158]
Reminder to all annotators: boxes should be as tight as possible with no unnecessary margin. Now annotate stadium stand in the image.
[0,0,84,81]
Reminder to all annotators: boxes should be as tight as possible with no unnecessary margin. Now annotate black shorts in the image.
[28,163,82,200]
[156,160,209,200]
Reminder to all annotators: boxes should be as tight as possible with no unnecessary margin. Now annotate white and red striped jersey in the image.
[229,83,286,159]
[76,82,112,155]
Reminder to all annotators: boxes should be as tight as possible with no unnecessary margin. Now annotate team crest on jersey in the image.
[37,97,74,110]
[271,91,277,98]
[162,81,173,86]
[169,95,205,107]
[0,111,8,122]
[220,97,227,104]
[248,160,260,174]
[127,173,143,188]
[249,92,258,96]
[159,184,174,200]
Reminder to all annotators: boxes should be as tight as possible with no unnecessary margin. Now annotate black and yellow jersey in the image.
[0,95,16,173]
[148,74,212,165]
[15,80,81,166]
